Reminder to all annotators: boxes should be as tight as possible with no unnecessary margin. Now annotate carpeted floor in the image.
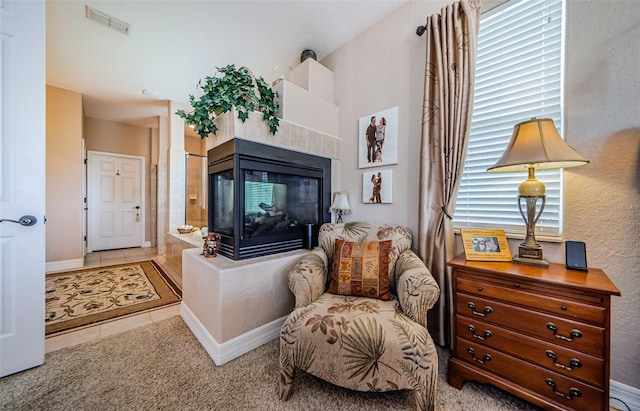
[1,316,541,410]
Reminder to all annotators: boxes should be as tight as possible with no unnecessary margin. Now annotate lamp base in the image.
[514,244,549,267]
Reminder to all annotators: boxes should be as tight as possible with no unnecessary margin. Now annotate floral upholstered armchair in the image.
[279,222,441,410]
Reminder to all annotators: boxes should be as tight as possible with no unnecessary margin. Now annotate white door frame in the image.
[82,139,87,256]
[86,150,146,252]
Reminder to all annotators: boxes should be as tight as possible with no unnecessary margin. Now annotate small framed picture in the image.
[358,106,399,168]
[460,229,512,262]
[362,169,392,204]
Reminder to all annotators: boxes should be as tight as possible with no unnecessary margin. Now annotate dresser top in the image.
[448,254,621,296]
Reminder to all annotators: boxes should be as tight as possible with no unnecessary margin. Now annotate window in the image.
[454,0,564,237]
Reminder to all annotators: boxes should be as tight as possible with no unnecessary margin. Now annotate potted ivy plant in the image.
[176,64,280,138]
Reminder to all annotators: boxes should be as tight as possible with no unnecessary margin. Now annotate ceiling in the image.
[46,0,408,129]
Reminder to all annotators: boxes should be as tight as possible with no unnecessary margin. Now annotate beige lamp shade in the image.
[487,118,589,173]
[330,192,351,212]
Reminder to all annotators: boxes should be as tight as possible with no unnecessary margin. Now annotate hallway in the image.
[45,248,181,353]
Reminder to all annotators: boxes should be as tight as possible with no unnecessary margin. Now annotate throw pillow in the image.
[328,239,391,300]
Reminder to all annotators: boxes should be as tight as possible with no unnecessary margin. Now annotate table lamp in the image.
[487,118,589,267]
[330,192,351,223]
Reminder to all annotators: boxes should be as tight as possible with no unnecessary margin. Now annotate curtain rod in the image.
[416,25,426,36]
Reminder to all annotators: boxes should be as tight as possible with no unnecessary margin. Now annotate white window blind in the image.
[454,0,564,237]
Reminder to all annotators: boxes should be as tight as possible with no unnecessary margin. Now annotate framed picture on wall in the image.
[358,106,399,168]
[362,169,392,204]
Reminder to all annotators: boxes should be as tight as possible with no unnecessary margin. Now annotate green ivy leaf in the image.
[175,65,280,138]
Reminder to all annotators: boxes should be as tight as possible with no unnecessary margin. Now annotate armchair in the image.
[279,222,441,410]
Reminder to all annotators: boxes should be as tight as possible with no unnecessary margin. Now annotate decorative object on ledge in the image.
[177,224,194,234]
[176,64,280,138]
[203,232,222,258]
[487,118,589,267]
[271,64,291,87]
[329,191,351,223]
[300,49,317,62]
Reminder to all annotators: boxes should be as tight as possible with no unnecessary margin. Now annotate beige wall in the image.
[322,0,451,230]
[560,0,640,388]
[46,86,84,263]
[84,117,154,244]
[322,0,640,387]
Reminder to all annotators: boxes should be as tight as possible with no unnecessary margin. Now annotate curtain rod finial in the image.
[416,25,426,36]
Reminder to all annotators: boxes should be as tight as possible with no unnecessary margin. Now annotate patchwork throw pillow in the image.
[328,239,391,300]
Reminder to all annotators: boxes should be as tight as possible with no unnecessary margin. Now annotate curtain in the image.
[418,0,480,347]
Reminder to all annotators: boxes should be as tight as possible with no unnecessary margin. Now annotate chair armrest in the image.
[395,250,441,328]
[288,249,329,308]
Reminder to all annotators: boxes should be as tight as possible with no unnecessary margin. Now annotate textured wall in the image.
[559,0,640,388]
[45,86,84,262]
[323,0,640,387]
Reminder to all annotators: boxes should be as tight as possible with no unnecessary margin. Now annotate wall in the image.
[45,86,84,263]
[84,117,154,244]
[561,0,640,389]
[185,135,207,227]
[322,0,639,388]
[322,0,451,231]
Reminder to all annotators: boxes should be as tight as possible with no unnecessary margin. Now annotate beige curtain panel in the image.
[418,0,481,347]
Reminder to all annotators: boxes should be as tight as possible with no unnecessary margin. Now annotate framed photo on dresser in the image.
[460,229,512,261]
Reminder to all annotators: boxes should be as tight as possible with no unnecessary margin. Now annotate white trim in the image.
[180,302,285,366]
[142,241,151,248]
[45,259,84,273]
[611,379,640,411]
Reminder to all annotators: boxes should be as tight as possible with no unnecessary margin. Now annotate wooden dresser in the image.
[447,254,620,411]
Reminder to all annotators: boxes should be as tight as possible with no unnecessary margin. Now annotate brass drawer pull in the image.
[467,325,492,341]
[545,378,582,400]
[467,347,491,364]
[467,302,493,317]
[545,350,583,371]
[546,322,583,342]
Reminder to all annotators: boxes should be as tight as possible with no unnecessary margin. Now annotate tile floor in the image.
[45,247,182,353]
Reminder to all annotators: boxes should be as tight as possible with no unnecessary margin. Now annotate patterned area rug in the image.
[45,260,181,336]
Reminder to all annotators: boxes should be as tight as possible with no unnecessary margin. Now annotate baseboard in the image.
[180,302,285,366]
[45,258,84,273]
[143,241,151,248]
[611,379,640,411]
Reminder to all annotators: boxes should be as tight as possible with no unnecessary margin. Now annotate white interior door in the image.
[0,0,46,377]
[87,151,145,251]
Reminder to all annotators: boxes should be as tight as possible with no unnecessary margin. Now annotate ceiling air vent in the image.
[85,5,130,35]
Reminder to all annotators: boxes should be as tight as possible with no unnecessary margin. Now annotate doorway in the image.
[87,151,145,251]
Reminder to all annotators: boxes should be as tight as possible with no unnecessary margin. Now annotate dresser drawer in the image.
[456,275,606,325]
[456,315,604,387]
[456,292,605,356]
[456,337,604,411]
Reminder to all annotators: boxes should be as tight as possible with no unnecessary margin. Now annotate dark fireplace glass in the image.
[243,169,319,239]
[212,169,234,236]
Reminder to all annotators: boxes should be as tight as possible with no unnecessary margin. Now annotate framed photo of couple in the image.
[362,169,392,204]
[460,229,512,262]
[358,106,398,169]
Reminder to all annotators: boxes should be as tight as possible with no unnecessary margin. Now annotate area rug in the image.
[45,260,181,336]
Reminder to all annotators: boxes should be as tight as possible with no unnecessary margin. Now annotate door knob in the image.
[132,206,140,210]
[0,215,38,226]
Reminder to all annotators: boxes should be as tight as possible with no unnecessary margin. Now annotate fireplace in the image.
[208,138,331,260]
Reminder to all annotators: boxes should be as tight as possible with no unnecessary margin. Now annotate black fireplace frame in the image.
[208,138,331,260]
